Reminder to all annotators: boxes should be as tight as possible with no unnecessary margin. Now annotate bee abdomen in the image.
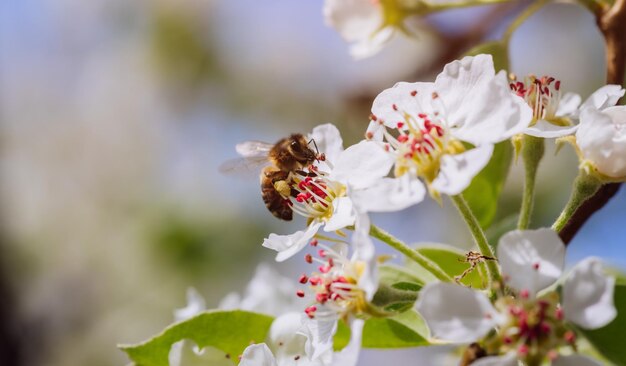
[261,167,293,221]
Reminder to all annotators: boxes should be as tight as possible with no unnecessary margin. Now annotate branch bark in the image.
[558,0,626,244]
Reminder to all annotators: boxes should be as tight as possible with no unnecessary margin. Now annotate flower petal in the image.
[349,27,394,60]
[263,222,323,262]
[552,354,603,366]
[239,343,278,366]
[472,352,518,366]
[323,0,382,44]
[577,106,626,178]
[563,257,616,329]
[351,175,426,212]
[331,319,364,366]
[555,92,582,117]
[267,313,308,361]
[324,196,356,232]
[580,84,625,111]
[309,123,344,164]
[416,283,501,343]
[302,314,338,362]
[431,144,493,196]
[448,70,532,145]
[525,119,578,138]
[497,228,565,296]
[353,213,378,300]
[371,81,436,130]
[174,287,206,322]
[330,140,394,189]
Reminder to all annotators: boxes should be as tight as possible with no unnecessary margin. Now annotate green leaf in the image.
[406,243,487,288]
[334,310,430,349]
[465,40,509,71]
[120,310,274,366]
[579,283,626,365]
[379,264,425,286]
[463,141,514,229]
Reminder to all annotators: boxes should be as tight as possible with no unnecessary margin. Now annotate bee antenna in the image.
[308,138,322,161]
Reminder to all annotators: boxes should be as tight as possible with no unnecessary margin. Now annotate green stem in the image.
[369,224,453,282]
[450,195,501,285]
[552,172,603,233]
[503,0,551,44]
[427,0,512,12]
[518,135,545,230]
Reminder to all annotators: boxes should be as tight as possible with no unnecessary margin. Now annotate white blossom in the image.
[367,54,532,198]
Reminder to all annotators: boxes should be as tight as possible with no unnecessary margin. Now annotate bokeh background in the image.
[1,0,624,365]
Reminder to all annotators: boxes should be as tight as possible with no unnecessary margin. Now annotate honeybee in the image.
[220,133,319,220]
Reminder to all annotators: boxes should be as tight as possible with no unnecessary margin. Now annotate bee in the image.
[220,133,319,221]
[460,343,487,366]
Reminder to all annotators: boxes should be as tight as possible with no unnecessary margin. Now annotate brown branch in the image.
[558,0,626,245]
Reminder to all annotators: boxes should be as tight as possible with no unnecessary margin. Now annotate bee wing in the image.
[218,156,270,179]
[235,141,273,158]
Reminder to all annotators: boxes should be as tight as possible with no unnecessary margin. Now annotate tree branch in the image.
[558,0,626,244]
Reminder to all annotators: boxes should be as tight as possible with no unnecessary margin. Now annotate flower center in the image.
[510,75,570,126]
[296,240,367,320]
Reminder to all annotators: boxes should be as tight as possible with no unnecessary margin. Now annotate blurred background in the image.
[0,0,624,365]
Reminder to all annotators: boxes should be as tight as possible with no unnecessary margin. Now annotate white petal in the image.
[563,257,616,329]
[351,175,426,212]
[174,287,206,322]
[352,213,378,300]
[555,92,582,117]
[371,81,436,129]
[263,222,323,262]
[349,27,394,60]
[267,313,309,361]
[330,319,364,366]
[580,84,625,111]
[525,119,578,138]
[431,144,493,196]
[324,197,356,232]
[416,283,501,343]
[330,140,394,189]
[365,120,385,141]
[309,123,344,164]
[449,70,532,145]
[238,264,300,316]
[577,106,626,178]
[323,0,382,44]
[497,229,565,296]
[472,353,518,366]
[552,354,603,366]
[302,315,338,362]
[239,343,278,366]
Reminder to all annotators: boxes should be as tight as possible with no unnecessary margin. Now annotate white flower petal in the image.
[555,92,582,117]
[351,175,426,212]
[497,228,565,296]
[449,70,532,145]
[580,84,625,111]
[525,119,578,138]
[563,257,616,329]
[371,81,435,129]
[324,197,356,232]
[239,343,278,366]
[552,354,603,366]
[302,314,338,362]
[309,123,344,164]
[267,313,309,361]
[577,106,626,178]
[238,264,301,316]
[349,27,394,60]
[331,319,364,366]
[330,140,394,189]
[323,0,382,44]
[416,283,501,343]
[431,144,493,196]
[263,222,323,262]
[472,352,518,366]
[174,288,206,322]
[353,213,378,300]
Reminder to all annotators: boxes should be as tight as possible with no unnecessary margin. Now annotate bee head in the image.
[288,134,317,163]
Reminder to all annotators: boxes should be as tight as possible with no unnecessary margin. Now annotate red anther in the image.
[397,135,409,143]
[520,289,530,299]
[370,114,378,122]
[304,305,317,318]
[435,125,444,137]
[396,122,404,129]
[305,254,313,264]
[423,119,432,129]
[310,239,318,247]
[309,276,321,285]
[410,90,418,97]
[335,276,348,283]
[318,153,326,161]
[299,274,309,284]
[384,144,390,152]
[298,180,309,190]
[503,336,513,344]
[418,113,428,119]
[328,258,334,267]
[305,176,312,183]
[330,293,340,301]
[564,330,576,344]
[316,293,328,303]
[318,249,326,257]
[319,265,331,273]
[544,86,550,95]
[533,262,540,270]
[392,104,398,111]
[296,290,305,298]
[404,152,413,159]
[366,131,374,139]
[547,77,555,84]
[517,344,529,356]
[556,307,564,320]
[555,80,561,90]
